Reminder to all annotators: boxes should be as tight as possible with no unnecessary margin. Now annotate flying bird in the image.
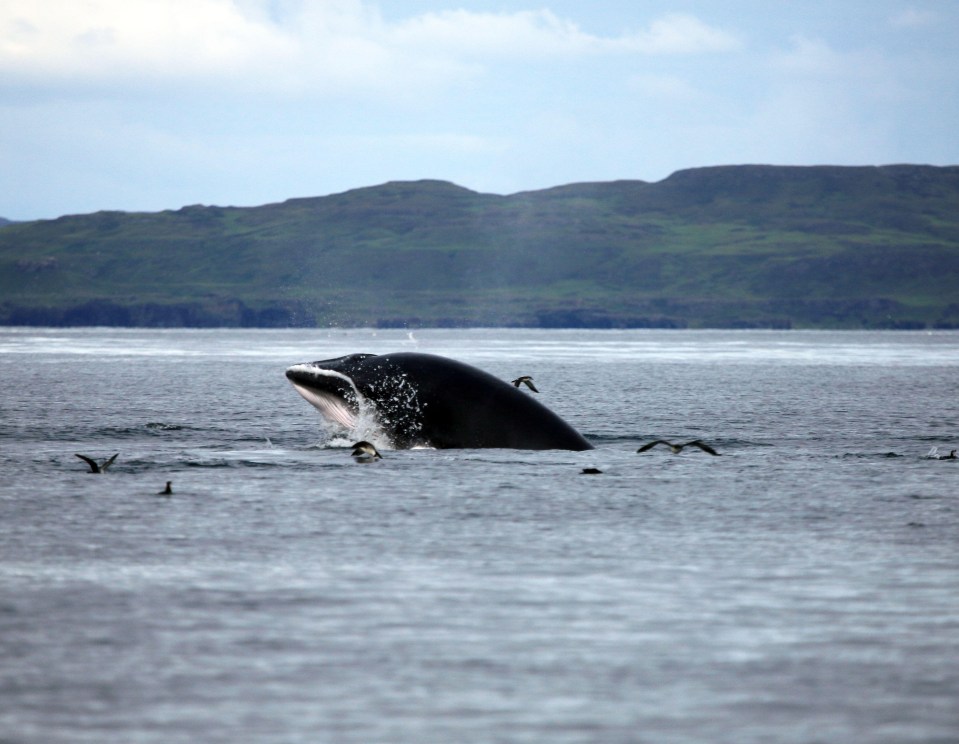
[75,453,119,472]
[511,376,539,392]
[637,440,720,456]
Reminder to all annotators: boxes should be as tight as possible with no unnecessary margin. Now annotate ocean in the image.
[1,327,957,743]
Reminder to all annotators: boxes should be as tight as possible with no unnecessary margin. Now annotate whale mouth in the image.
[285,364,362,430]
[288,379,358,429]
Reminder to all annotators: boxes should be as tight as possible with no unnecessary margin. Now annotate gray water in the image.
[1,328,957,743]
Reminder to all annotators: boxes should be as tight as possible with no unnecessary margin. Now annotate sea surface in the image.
[1,327,957,744]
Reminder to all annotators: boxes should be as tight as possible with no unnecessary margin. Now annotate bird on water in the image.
[351,441,383,462]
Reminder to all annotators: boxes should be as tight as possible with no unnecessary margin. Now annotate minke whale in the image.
[285,352,593,451]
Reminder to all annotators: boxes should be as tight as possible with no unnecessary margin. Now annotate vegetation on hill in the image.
[2,164,958,329]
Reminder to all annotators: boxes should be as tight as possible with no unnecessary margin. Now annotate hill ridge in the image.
[2,164,958,329]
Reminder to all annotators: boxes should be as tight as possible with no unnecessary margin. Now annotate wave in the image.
[144,421,186,432]
[183,458,292,469]
[839,451,906,459]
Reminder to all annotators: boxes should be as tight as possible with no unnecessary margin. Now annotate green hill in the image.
[2,164,959,329]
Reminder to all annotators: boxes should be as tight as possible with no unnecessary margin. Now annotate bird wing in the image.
[637,440,669,453]
[688,440,720,456]
[100,453,119,471]
[75,453,100,472]
[511,376,539,392]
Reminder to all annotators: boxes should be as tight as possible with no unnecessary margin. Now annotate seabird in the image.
[939,449,957,460]
[351,441,382,462]
[581,467,603,475]
[75,453,119,473]
[511,376,539,393]
[158,481,173,495]
[637,440,720,456]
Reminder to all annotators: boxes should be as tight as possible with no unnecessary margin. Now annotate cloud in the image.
[626,13,740,55]
[770,35,903,102]
[889,7,938,28]
[771,35,845,75]
[0,0,291,84]
[389,9,738,57]
[0,1,739,97]
[736,34,913,166]
[388,9,594,57]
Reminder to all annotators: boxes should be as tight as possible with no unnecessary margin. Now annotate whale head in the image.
[285,354,374,431]
[285,353,427,446]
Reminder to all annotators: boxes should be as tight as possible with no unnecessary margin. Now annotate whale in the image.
[285,352,593,451]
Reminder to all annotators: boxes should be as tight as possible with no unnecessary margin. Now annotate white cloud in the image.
[889,7,938,28]
[770,35,904,103]
[771,35,845,75]
[388,9,593,57]
[0,1,739,97]
[627,13,740,55]
[735,34,915,167]
[0,0,291,82]
[388,10,738,57]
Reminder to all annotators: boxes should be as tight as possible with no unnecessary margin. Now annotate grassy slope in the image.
[2,165,959,328]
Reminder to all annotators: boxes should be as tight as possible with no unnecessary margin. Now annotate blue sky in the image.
[2,1,957,220]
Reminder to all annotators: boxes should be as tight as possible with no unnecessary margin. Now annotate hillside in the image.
[2,164,959,329]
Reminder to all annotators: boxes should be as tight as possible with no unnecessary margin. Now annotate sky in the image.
[2,1,958,220]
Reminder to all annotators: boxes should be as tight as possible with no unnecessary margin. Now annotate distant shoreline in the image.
[3,165,958,332]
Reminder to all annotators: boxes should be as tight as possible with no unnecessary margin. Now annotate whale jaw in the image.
[288,379,358,430]
[285,364,362,431]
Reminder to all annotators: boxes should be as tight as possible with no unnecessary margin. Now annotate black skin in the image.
[286,352,593,451]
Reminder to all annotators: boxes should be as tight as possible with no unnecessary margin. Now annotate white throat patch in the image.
[289,381,358,430]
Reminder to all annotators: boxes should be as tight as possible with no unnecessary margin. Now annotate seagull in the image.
[351,441,382,462]
[75,453,119,472]
[511,376,539,393]
[637,440,720,456]
[158,481,173,495]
